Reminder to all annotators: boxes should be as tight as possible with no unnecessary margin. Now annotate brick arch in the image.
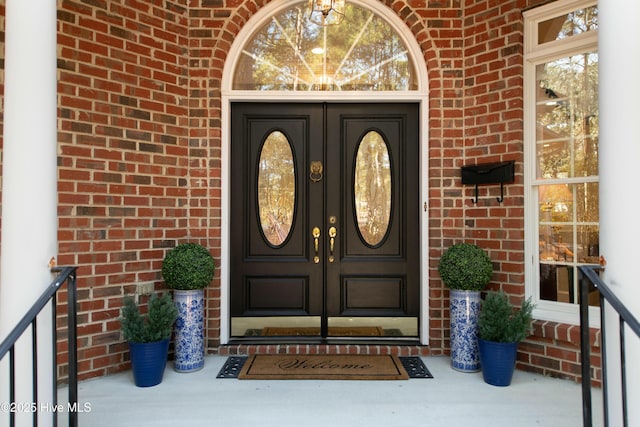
[194,0,456,355]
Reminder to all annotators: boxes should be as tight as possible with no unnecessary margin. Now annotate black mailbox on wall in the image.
[461,160,515,203]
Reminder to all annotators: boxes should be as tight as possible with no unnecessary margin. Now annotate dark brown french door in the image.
[230,103,419,340]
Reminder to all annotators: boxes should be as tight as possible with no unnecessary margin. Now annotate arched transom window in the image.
[232,1,417,91]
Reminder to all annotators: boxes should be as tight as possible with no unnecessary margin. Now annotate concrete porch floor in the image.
[59,355,603,427]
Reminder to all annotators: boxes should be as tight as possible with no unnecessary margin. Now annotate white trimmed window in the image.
[524,0,599,325]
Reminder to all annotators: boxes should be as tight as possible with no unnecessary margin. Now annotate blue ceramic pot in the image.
[450,289,481,372]
[478,338,519,386]
[173,289,205,372]
[129,338,169,387]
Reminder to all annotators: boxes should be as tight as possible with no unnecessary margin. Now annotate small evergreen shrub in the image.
[162,243,215,290]
[119,293,178,343]
[478,291,535,343]
[438,243,493,291]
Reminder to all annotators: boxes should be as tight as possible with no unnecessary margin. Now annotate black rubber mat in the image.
[216,356,248,378]
[399,356,433,379]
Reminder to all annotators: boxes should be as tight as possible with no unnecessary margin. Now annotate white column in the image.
[599,1,640,426]
[0,0,58,425]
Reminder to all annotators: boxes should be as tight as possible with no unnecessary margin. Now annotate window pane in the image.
[539,222,574,263]
[538,6,598,44]
[538,183,599,307]
[540,264,574,303]
[577,225,599,264]
[354,131,392,246]
[233,1,416,91]
[576,182,599,223]
[539,264,599,307]
[539,184,573,224]
[535,52,599,179]
[535,139,570,179]
[257,131,296,247]
[538,183,598,261]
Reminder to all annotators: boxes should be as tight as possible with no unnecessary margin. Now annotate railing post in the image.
[67,269,78,427]
[600,293,609,427]
[619,317,628,425]
[579,270,593,427]
[52,292,58,427]
[9,348,15,427]
[32,320,38,427]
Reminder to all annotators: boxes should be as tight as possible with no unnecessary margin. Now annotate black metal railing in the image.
[579,265,640,427]
[0,266,78,427]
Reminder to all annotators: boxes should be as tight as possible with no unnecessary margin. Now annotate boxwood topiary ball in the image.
[162,243,215,290]
[438,243,493,291]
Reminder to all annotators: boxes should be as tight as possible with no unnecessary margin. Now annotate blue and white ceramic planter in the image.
[450,289,481,372]
[173,289,205,372]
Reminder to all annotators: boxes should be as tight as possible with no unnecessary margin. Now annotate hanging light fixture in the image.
[309,0,345,26]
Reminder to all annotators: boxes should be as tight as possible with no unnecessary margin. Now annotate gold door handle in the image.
[328,226,336,263]
[312,227,321,264]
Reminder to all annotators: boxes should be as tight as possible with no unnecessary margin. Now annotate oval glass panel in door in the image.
[258,131,296,247]
[354,131,392,246]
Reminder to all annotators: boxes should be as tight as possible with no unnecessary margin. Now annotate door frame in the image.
[219,0,430,345]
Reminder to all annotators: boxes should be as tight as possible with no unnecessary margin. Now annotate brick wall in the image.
[0,0,599,384]
[459,0,601,384]
[522,320,601,385]
[461,0,525,291]
[56,0,193,380]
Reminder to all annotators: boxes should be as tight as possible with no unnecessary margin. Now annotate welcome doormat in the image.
[217,356,433,379]
[236,354,409,380]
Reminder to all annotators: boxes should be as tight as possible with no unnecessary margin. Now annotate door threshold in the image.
[227,337,421,346]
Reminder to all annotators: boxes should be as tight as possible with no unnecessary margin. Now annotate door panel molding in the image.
[245,277,310,315]
[341,277,406,314]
